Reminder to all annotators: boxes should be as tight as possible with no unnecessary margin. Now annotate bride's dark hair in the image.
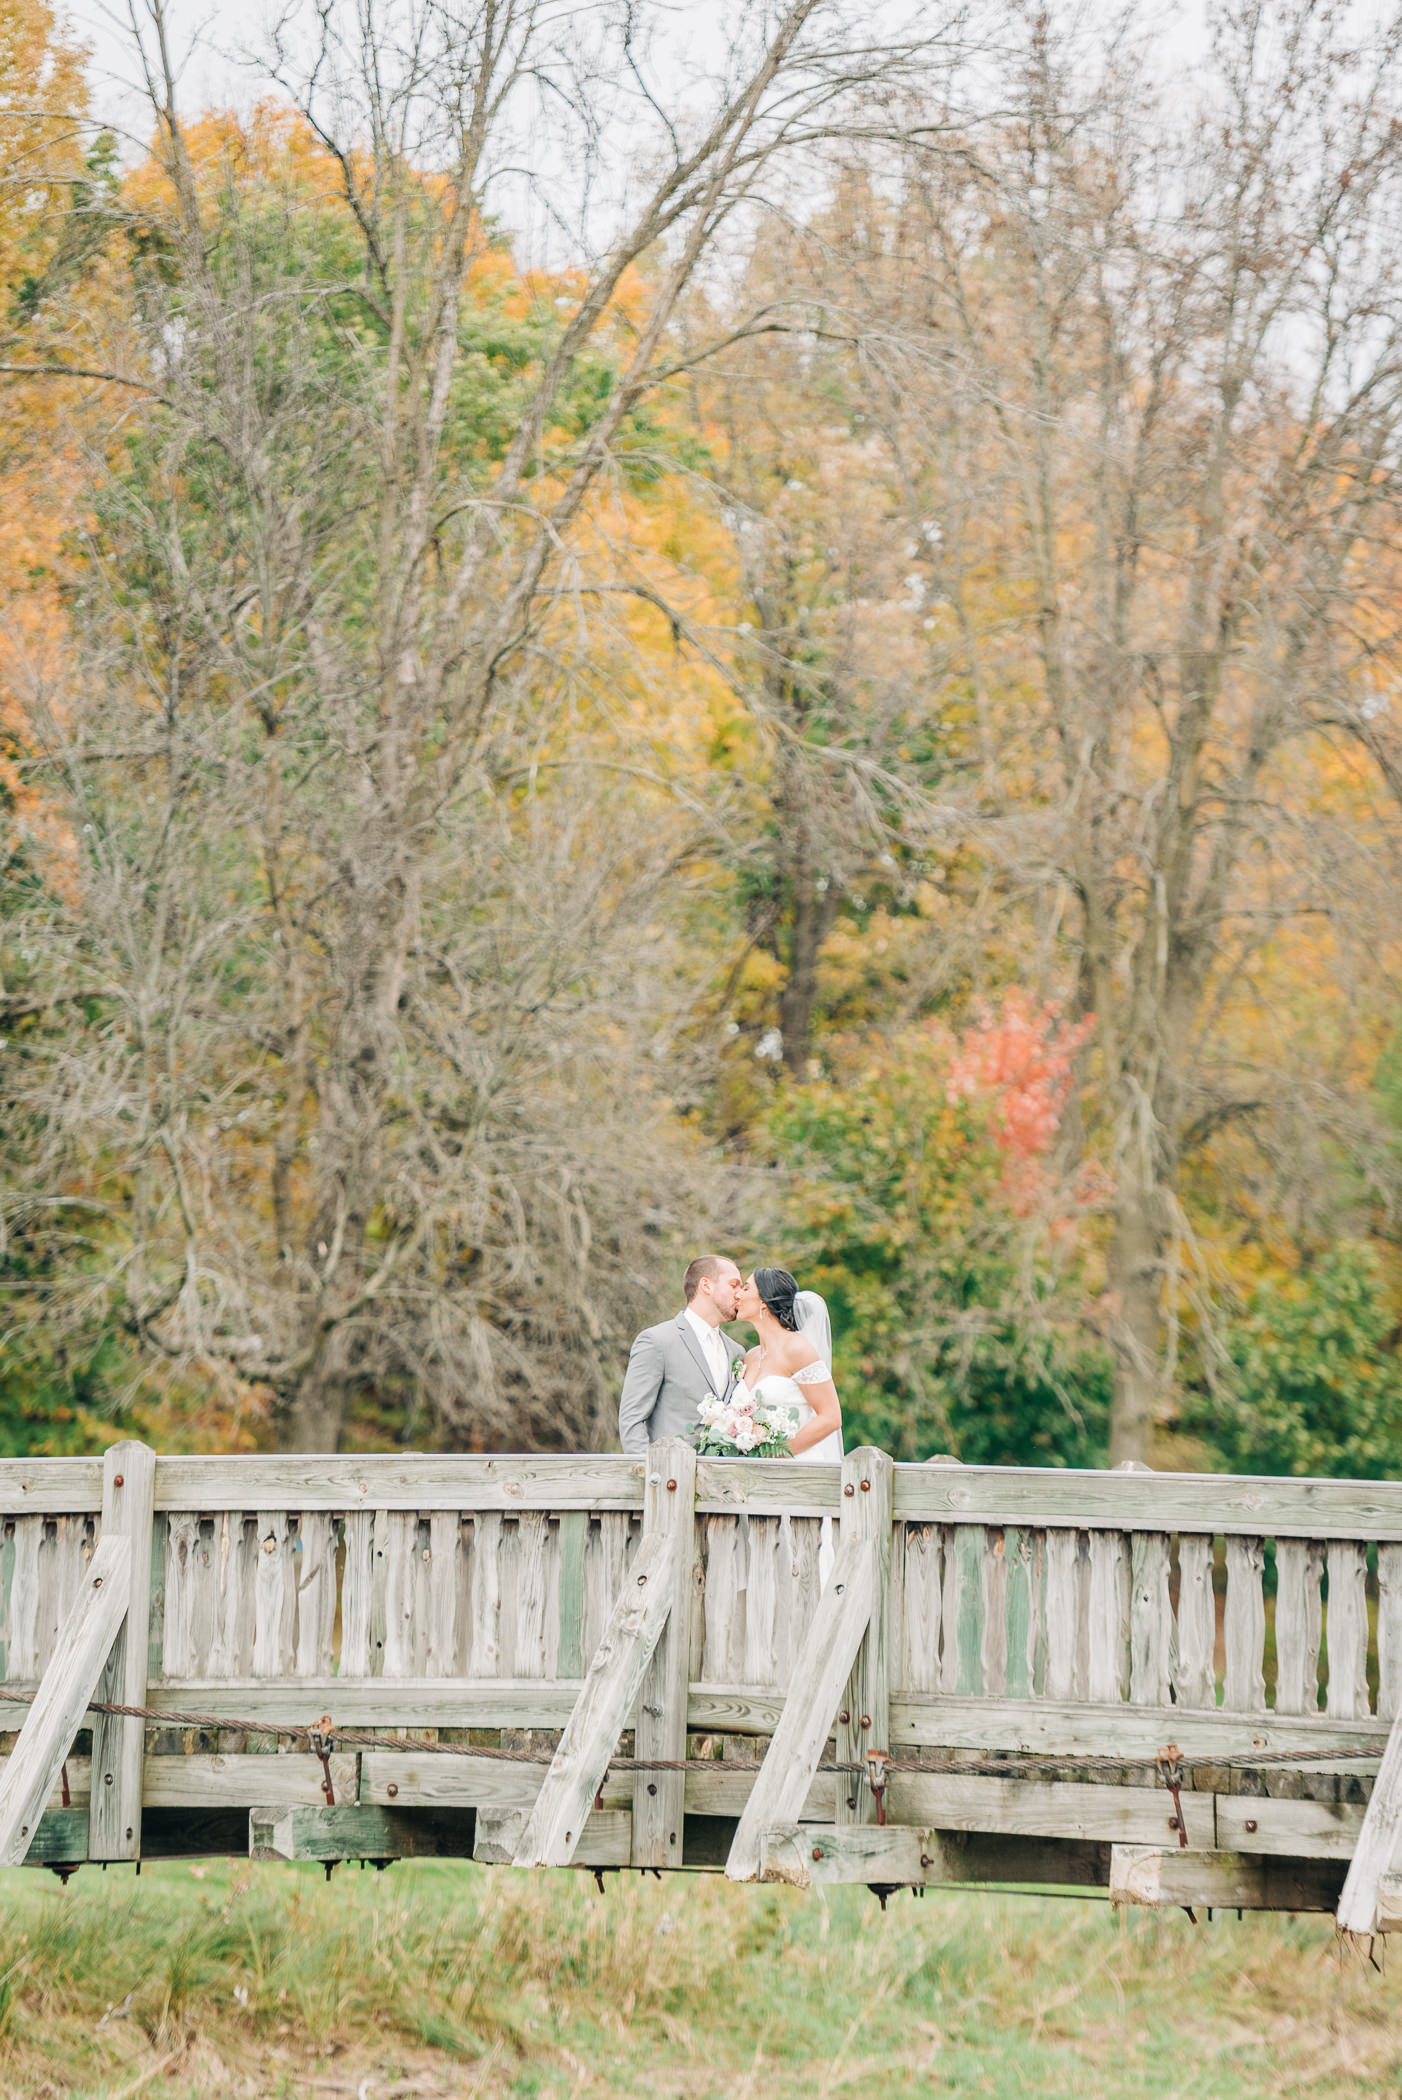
[753,1267,800,1331]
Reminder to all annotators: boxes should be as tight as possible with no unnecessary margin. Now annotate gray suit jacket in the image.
[618,1310,745,1455]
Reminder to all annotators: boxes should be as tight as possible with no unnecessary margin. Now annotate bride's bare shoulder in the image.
[783,1333,820,1370]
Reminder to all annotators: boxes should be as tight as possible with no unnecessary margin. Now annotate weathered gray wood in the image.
[467,1512,503,1677]
[1004,1528,1037,1701]
[363,1752,629,1814]
[1217,1791,1363,1858]
[1173,1535,1215,1709]
[836,1449,893,1825]
[0,1535,131,1866]
[1275,1538,1324,1717]
[701,1514,747,1684]
[381,1511,416,1678]
[1379,1545,1402,1723]
[742,1517,784,1687]
[295,1513,337,1678]
[185,1518,218,1678]
[1338,1701,1402,1933]
[512,1512,550,1680]
[980,1528,1008,1699]
[633,1441,697,1869]
[250,1803,476,1861]
[555,1512,588,1680]
[1223,1535,1266,1713]
[1326,1541,1370,1721]
[475,1806,631,1868]
[1111,1844,1344,1914]
[340,1510,374,1676]
[253,1511,290,1680]
[1042,1529,1080,1703]
[161,1513,199,1679]
[208,1513,255,1679]
[512,1528,680,1869]
[6,1517,42,1682]
[1128,1534,1171,1706]
[725,1535,876,1882]
[23,1751,363,1808]
[886,1768,1212,1849]
[889,1464,1402,1540]
[899,1525,941,1694]
[422,1513,459,1680]
[942,1524,984,1696]
[761,1821,933,1889]
[89,1443,157,1860]
[788,1517,823,1662]
[0,1460,104,1516]
[1086,1531,1129,1703]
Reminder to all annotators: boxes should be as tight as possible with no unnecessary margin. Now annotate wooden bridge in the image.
[5,1436,1402,1936]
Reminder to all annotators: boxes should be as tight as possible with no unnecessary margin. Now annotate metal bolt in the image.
[920,1855,931,1869]
[860,1715,871,1730]
[843,1484,855,1497]
[637,1574,647,1586]
[1244,1819,1258,1833]
[834,1583,844,1594]
[666,1479,677,1492]
[647,1783,657,1796]
[860,1480,871,1492]
[113,1473,124,1488]
[838,1709,850,1725]
[93,1577,103,1589]
[648,1473,661,1485]
[104,1773,113,1785]
[812,1847,824,1861]
[387,1783,398,1798]
[125,1827,133,1841]
[566,1831,572,1844]
[846,1796,857,1809]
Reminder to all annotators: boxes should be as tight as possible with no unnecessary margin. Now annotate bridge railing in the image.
[4,1440,1402,1928]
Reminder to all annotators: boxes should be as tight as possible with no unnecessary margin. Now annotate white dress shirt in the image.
[684,1305,728,1394]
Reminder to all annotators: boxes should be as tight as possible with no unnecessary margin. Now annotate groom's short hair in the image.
[683,1254,729,1302]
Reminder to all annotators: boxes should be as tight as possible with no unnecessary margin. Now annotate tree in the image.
[847,0,1402,1458]
[4,0,950,1450]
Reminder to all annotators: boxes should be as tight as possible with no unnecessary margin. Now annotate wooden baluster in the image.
[1377,1543,1402,1721]
[942,1525,984,1697]
[981,1528,1009,1699]
[1223,1536,1266,1713]
[555,1512,587,1680]
[208,1514,247,1679]
[901,1524,941,1694]
[424,1513,460,1681]
[295,1512,337,1678]
[7,1518,41,1681]
[788,1518,822,1666]
[701,1516,746,1684]
[1129,1533,1172,1707]
[467,1512,503,1679]
[1043,1528,1080,1703]
[1173,1534,1216,1709]
[743,1517,781,1687]
[1326,1540,1370,1720]
[1274,1538,1323,1717]
[1087,1532,1130,1704]
[1004,1527,1036,1701]
[253,1511,290,1680]
[381,1511,417,1678]
[339,1510,374,1677]
[515,1512,551,1681]
[162,1512,199,1680]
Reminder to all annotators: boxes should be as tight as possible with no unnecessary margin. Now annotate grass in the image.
[0,1859,1400,2097]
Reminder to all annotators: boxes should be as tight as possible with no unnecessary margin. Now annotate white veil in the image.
[794,1289,833,1365]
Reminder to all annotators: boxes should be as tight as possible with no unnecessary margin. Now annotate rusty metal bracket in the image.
[309,1715,336,1806]
[865,1748,892,1827]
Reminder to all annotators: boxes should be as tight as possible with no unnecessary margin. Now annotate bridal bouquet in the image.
[693,1384,797,1459]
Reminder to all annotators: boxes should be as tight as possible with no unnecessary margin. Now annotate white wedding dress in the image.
[748,1359,843,1582]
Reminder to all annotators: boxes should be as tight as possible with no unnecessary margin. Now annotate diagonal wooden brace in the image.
[725,1534,877,1882]
[0,1535,132,1867]
[1338,1699,1402,1934]
[511,1526,680,1868]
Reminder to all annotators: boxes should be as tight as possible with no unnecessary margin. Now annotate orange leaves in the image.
[947,991,1096,1212]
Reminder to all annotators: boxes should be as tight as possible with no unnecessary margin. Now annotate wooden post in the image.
[835,1447,893,1825]
[724,1533,877,1882]
[512,1527,680,1869]
[0,1536,131,1866]
[632,1438,696,1868]
[89,1441,157,1861]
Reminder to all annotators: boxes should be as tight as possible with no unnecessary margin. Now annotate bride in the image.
[733,1266,842,1463]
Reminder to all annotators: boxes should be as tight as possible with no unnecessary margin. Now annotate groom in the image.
[617,1254,745,1454]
